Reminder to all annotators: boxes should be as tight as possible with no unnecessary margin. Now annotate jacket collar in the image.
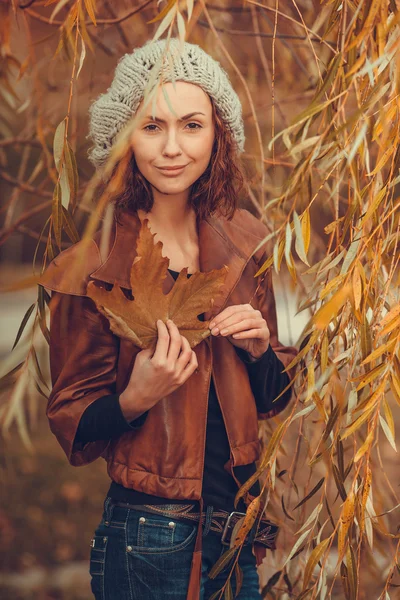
[90,208,264,320]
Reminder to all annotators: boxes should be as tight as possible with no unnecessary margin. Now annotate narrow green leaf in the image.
[11,303,35,350]
[294,478,325,510]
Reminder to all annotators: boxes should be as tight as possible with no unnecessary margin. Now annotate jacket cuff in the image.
[234,344,275,365]
[74,394,148,444]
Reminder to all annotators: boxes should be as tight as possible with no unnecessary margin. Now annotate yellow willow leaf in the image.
[360,465,372,533]
[379,416,397,452]
[284,222,293,268]
[346,544,358,600]
[313,284,351,330]
[305,361,315,403]
[49,0,70,22]
[152,6,177,42]
[321,332,328,373]
[390,372,400,406]
[352,267,362,311]
[340,238,361,276]
[186,0,194,21]
[367,148,393,177]
[345,52,366,79]
[338,492,355,557]
[361,317,372,360]
[341,403,375,441]
[356,363,387,391]
[294,210,310,266]
[383,396,395,438]
[302,208,311,253]
[361,185,387,223]
[147,0,177,23]
[232,496,261,548]
[353,380,386,414]
[347,0,381,50]
[286,252,297,284]
[208,547,237,580]
[346,388,358,425]
[320,273,345,300]
[283,528,312,567]
[380,305,400,328]
[324,217,344,235]
[361,339,397,365]
[233,419,287,506]
[283,329,319,373]
[52,182,62,250]
[254,254,273,277]
[273,239,284,273]
[378,314,400,338]
[354,429,374,463]
[375,103,397,138]
[83,0,96,25]
[303,538,331,591]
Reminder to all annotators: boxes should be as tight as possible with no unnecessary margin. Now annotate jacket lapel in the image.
[89,208,258,321]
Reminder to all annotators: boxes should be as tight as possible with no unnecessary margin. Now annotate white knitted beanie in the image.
[88,38,245,169]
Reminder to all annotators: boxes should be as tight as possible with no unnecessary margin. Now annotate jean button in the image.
[168,521,175,528]
[139,517,146,524]
[127,546,132,552]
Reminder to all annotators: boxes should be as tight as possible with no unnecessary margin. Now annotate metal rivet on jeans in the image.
[104,521,110,526]
[139,517,146,523]
[168,521,175,528]
[127,546,132,552]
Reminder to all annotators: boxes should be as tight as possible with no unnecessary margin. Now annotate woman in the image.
[41,38,297,600]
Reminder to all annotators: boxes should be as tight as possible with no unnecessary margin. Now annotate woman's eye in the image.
[144,124,159,132]
[143,122,202,132]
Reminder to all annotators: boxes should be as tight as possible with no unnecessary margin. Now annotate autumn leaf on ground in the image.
[86,218,229,349]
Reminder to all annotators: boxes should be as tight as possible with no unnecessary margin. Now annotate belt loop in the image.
[103,496,114,525]
[202,505,214,538]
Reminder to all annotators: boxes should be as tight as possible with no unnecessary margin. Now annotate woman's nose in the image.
[162,130,182,155]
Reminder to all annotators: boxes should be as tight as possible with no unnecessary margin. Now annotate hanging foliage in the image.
[0,0,399,598]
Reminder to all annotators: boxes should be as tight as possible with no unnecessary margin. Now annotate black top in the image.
[74,268,291,512]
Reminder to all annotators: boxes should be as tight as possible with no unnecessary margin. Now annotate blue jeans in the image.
[89,496,262,599]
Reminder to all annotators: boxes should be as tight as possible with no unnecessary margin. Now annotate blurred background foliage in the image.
[0,0,399,598]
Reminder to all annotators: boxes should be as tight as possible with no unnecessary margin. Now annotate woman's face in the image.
[130,81,215,198]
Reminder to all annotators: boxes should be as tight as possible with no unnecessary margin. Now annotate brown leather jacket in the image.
[39,207,297,599]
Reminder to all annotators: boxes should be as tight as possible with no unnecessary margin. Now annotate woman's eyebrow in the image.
[143,111,206,123]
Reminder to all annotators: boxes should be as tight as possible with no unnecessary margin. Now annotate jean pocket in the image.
[129,513,198,555]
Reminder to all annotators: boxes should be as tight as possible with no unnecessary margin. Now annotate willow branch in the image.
[0,172,52,197]
[196,18,335,46]
[24,0,153,27]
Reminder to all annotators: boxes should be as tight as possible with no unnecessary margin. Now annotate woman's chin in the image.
[150,178,194,195]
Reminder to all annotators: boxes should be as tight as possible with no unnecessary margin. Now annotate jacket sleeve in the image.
[236,258,298,419]
[46,290,146,466]
[74,393,148,444]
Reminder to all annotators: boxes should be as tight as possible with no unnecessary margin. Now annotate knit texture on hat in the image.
[88,38,245,168]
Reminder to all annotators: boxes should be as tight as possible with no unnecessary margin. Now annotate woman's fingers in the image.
[166,319,183,363]
[152,320,171,363]
[210,307,260,334]
[215,317,265,337]
[177,335,195,370]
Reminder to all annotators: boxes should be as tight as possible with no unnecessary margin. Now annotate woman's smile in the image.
[156,164,188,176]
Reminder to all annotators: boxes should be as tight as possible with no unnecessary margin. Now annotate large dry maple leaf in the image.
[86,218,229,350]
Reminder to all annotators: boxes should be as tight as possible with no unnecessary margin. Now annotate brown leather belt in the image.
[111,501,278,549]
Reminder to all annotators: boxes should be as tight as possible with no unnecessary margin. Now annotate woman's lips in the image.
[156,165,187,176]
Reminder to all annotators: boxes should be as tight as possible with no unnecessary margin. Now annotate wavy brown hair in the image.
[107,96,248,224]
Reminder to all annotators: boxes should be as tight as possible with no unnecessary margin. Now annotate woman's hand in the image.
[120,319,198,420]
[209,304,270,359]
